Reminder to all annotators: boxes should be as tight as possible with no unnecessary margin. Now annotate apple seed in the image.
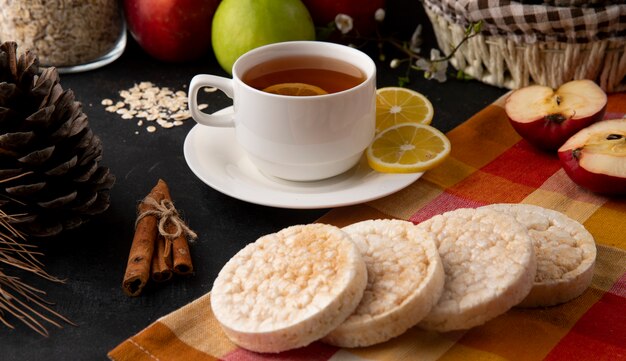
[546,113,569,124]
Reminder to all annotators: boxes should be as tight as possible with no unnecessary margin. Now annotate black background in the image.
[3,2,507,360]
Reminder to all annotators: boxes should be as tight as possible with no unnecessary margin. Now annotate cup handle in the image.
[188,74,235,127]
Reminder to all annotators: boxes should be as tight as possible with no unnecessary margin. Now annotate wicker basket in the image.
[423,0,626,92]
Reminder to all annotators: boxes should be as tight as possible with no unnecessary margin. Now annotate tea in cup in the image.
[188,41,376,181]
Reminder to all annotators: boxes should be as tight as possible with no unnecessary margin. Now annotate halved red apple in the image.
[505,79,607,151]
[558,119,626,195]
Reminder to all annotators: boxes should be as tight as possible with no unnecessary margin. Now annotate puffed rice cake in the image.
[417,208,536,332]
[322,219,445,347]
[481,204,597,307]
[210,223,367,353]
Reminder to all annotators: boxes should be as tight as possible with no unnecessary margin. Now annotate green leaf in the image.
[473,21,483,34]
[397,76,410,87]
[455,70,473,81]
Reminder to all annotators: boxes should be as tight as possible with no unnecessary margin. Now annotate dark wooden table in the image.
[3,3,507,359]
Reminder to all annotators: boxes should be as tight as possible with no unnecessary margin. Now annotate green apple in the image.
[211,0,316,74]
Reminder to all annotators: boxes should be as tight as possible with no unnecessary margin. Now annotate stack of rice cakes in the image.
[210,204,597,353]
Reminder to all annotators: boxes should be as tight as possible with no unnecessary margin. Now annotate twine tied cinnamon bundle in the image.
[122,179,196,297]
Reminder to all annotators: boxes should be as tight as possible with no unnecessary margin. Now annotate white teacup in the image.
[188,41,376,181]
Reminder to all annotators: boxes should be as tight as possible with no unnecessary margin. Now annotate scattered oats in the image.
[203,86,217,93]
[137,120,144,126]
[102,81,203,133]
[146,126,157,133]
[198,104,209,110]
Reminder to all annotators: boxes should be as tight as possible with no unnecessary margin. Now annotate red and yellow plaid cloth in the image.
[109,93,626,361]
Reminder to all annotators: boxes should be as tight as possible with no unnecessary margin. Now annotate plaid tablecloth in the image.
[109,92,626,361]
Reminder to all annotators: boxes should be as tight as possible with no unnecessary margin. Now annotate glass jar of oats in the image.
[0,0,126,73]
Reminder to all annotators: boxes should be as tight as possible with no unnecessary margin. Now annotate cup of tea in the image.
[188,41,376,181]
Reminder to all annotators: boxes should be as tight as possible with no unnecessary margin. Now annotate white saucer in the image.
[183,107,422,209]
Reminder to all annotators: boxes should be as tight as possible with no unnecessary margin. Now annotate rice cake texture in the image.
[417,208,536,332]
[323,219,445,347]
[482,204,596,307]
[210,224,367,353]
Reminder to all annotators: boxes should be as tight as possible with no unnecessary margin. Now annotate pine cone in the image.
[0,41,115,237]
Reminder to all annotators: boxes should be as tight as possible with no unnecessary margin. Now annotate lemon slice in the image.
[366,123,451,173]
[263,82,328,96]
[376,87,434,132]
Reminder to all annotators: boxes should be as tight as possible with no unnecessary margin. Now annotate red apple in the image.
[558,119,626,195]
[124,0,220,62]
[301,0,385,36]
[505,79,607,151]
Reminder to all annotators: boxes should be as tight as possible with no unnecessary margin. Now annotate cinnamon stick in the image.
[122,180,168,296]
[172,235,194,275]
[151,235,173,282]
[159,182,195,276]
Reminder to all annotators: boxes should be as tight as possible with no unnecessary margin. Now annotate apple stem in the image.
[607,134,623,140]
[555,95,562,106]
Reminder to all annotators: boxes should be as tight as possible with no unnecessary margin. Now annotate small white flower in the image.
[335,13,354,34]
[415,49,448,82]
[390,58,400,69]
[429,48,444,62]
[430,65,447,82]
[415,58,430,72]
[375,8,385,22]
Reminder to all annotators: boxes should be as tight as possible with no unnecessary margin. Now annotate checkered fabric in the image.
[109,92,626,361]
[532,0,626,7]
[540,1,626,7]
[422,0,626,43]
